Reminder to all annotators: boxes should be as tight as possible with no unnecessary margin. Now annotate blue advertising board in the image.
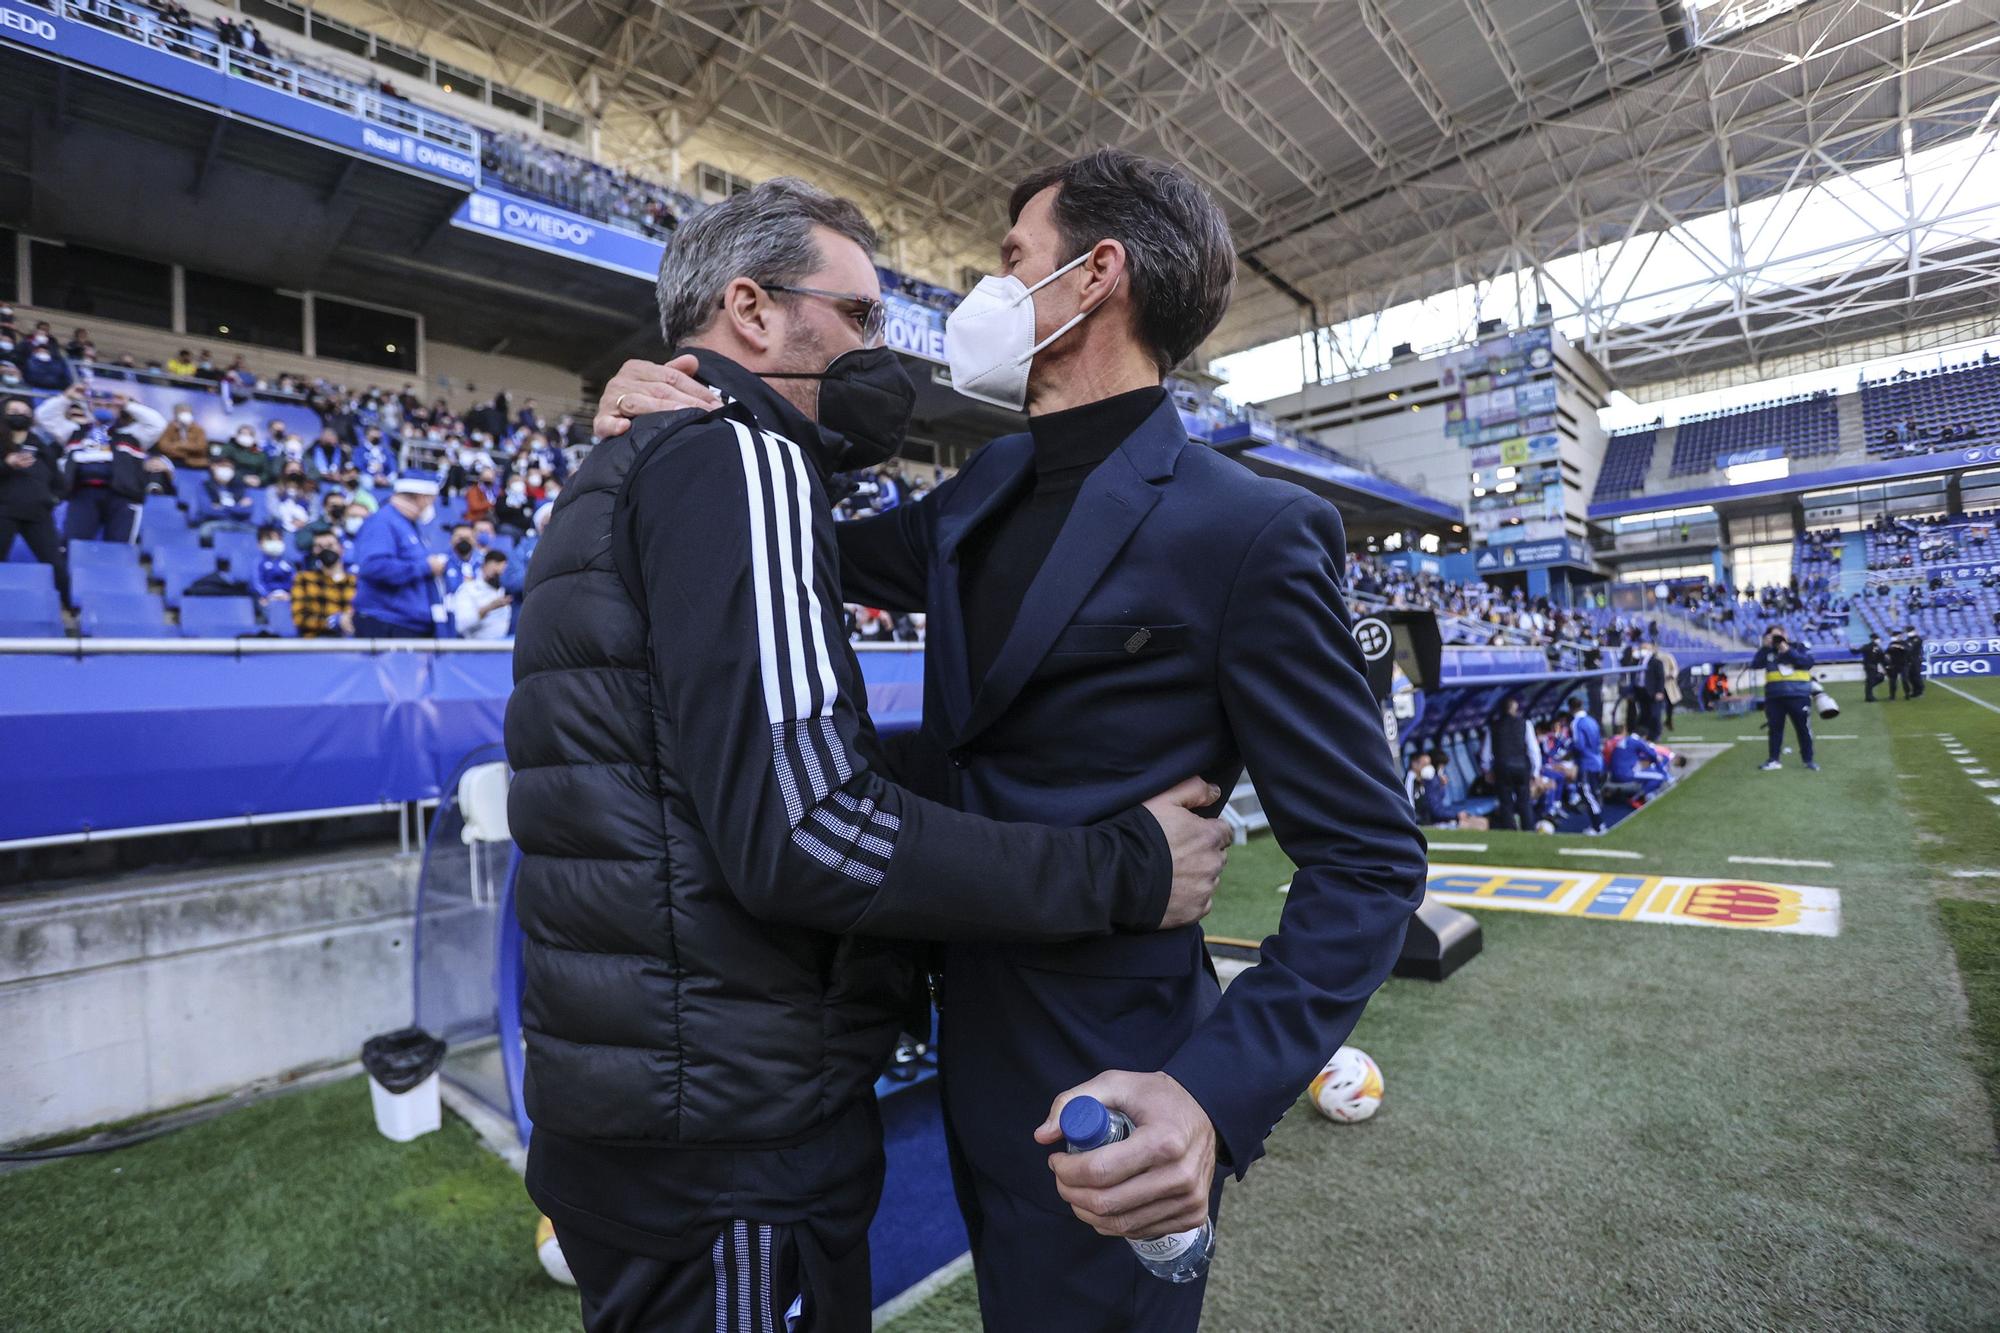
[1474,537,1586,572]
[448,188,953,363]
[0,0,478,185]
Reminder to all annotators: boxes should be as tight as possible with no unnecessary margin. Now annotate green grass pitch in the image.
[4,680,1998,1330]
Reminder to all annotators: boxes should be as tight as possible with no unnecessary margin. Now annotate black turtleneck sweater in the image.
[959,386,1167,685]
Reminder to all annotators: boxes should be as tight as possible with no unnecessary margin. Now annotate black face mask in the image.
[452,540,475,557]
[315,547,342,569]
[3,414,29,434]
[765,345,915,472]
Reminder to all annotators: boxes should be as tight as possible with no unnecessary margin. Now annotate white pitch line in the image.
[1729,855,1835,869]
[1935,680,2000,715]
[1428,842,1488,851]
[1949,869,2000,879]
[1989,796,2000,807]
[1968,768,1991,776]
[1976,780,2000,789]
[1557,847,1643,859]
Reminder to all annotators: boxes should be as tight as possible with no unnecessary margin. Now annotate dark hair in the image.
[1008,148,1235,374]
[256,523,280,539]
[482,549,508,566]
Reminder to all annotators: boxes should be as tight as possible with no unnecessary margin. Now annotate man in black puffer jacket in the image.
[505,178,1226,1333]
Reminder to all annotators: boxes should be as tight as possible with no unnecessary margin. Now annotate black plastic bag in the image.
[361,1027,446,1094]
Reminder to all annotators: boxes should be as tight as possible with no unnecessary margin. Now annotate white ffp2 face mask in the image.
[943,251,1101,411]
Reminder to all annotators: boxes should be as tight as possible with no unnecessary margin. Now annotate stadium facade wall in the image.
[0,850,417,1144]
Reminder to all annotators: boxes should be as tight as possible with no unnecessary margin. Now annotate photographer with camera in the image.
[1750,624,1819,772]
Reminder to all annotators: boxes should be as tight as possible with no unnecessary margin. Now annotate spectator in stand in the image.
[494,472,535,535]
[295,491,349,556]
[450,548,514,640]
[305,428,346,481]
[21,331,72,391]
[39,388,167,543]
[250,522,295,610]
[0,360,20,391]
[194,350,220,381]
[219,423,274,487]
[155,404,209,469]
[0,394,68,599]
[462,468,496,526]
[63,328,92,361]
[354,426,397,483]
[265,415,303,469]
[165,349,197,378]
[291,530,355,637]
[351,476,447,639]
[444,522,481,591]
[517,398,544,433]
[220,355,255,406]
[266,465,314,534]
[500,501,549,601]
[472,516,500,550]
[195,455,256,537]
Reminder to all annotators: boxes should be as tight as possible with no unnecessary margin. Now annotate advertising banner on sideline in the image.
[1423,864,1841,936]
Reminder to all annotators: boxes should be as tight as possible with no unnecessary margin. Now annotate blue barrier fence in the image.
[0,642,925,845]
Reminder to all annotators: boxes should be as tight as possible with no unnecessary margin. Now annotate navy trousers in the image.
[64,488,139,543]
[1765,696,1814,764]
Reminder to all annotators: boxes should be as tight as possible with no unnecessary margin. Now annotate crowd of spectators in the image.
[481,133,697,240]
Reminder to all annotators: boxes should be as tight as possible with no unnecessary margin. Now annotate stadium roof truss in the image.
[367,0,2000,387]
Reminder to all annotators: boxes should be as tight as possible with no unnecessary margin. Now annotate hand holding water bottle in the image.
[1036,1071,1218,1281]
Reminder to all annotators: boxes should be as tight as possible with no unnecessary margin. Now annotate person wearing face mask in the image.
[444,522,481,592]
[304,429,347,483]
[596,150,1425,1333]
[21,334,73,392]
[448,548,513,640]
[350,475,448,639]
[219,424,275,488]
[290,532,355,638]
[461,468,496,526]
[493,472,535,536]
[195,456,256,537]
[499,501,548,602]
[354,429,398,483]
[249,523,296,608]
[505,177,1228,1333]
[38,387,167,543]
[156,405,210,470]
[0,394,69,600]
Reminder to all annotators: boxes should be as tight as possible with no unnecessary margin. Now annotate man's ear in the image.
[719,278,776,355]
[1078,239,1128,317]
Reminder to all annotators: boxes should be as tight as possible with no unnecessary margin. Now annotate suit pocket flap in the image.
[1048,623,1189,656]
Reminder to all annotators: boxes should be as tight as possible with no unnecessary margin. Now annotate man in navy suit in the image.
[596,149,1426,1331]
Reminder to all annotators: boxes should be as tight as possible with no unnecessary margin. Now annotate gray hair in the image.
[655,177,879,350]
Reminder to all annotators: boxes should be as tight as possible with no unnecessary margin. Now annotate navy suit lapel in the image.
[955,398,1187,746]
[929,436,1034,738]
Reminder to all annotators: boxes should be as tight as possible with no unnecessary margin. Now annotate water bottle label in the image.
[1131,1227,1204,1262]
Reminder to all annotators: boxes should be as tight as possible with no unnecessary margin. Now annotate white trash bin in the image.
[368,1068,442,1142]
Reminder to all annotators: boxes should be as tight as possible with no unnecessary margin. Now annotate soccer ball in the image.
[1534,819,1556,834]
[535,1215,576,1286]
[1308,1046,1383,1124]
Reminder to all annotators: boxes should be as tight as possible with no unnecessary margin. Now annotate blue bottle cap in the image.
[1060,1095,1110,1150]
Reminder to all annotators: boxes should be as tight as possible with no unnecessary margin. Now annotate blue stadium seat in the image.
[0,584,64,636]
[210,532,259,575]
[152,545,220,610]
[68,540,142,574]
[258,602,299,637]
[139,504,198,558]
[0,563,56,595]
[179,597,258,638]
[79,593,172,638]
[71,563,150,601]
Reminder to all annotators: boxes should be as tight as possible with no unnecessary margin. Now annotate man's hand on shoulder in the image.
[594,355,723,439]
[1141,777,1229,929]
[1033,1070,1217,1239]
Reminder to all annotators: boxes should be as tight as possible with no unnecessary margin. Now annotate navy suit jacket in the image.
[839,396,1426,1203]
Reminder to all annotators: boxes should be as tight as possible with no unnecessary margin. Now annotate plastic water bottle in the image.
[1060,1095,1213,1283]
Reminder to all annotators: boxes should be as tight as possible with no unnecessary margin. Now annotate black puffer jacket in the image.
[505,353,1169,1150]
